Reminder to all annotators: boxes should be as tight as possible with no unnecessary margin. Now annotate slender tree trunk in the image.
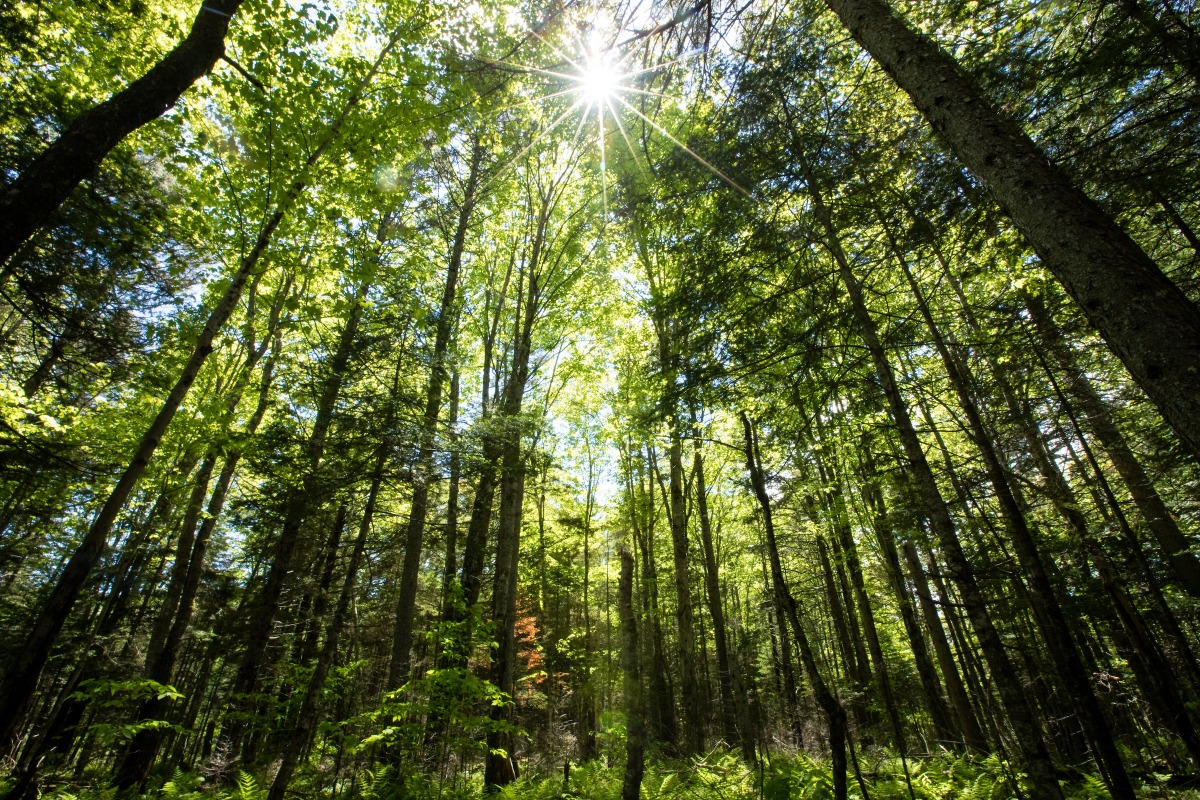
[666,432,702,755]
[225,271,373,761]
[389,142,484,688]
[692,443,751,759]
[618,549,645,800]
[742,413,848,800]
[0,42,391,742]
[485,205,546,789]
[821,0,1200,459]
[0,0,244,267]
[440,369,461,612]
[887,228,1135,797]
[798,160,1063,799]
[268,448,385,800]
[1022,290,1200,598]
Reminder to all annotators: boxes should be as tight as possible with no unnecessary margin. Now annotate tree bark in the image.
[0,0,245,268]
[822,0,1200,460]
[389,142,484,688]
[741,412,848,800]
[618,549,645,800]
[799,160,1063,799]
[888,229,1135,798]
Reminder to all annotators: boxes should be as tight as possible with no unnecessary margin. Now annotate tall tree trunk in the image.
[821,0,1200,459]
[225,269,374,761]
[900,541,989,752]
[618,549,645,800]
[1022,290,1200,598]
[0,42,393,743]
[485,203,546,789]
[666,432,702,755]
[692,442,752,759]
[797,158,1063,799]
[389,142,484,688]
[741,412,848,800]
[0,0,244,267]
[267,447,385,800]
[114,327,283,789]
[887,227,1135,797]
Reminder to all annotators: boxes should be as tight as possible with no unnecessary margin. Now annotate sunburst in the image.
[482,11,749,211]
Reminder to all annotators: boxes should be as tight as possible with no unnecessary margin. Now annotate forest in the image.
[1,0,1199,797]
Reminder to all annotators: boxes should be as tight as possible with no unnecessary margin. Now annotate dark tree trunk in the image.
[1022,290,1200,598]
[741,413,848,800]
[267,447,384,800]
[887,228,1135,798]
[0,50,385,743]
[0,0,244,267]
[618,549,645,800]
[798,160,1063,799]
[225,271,373,761]
[389,142,483,688]
[693,443,753,759]
[821,0,1200,459]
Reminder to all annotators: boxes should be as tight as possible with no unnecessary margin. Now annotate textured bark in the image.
[822,0,1200,459]
[618,550,645,800]
[693,445,751,759]
[268,448,384,800]
[0,0,245,267]
[1023,291,1200,598]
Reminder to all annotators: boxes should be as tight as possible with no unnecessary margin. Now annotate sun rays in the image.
[483,9,749,211]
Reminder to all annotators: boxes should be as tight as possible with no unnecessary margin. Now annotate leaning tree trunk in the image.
[0,0,244,267]
[821,0,1200,460]
[886,226,1136,798]
[223,271,373,762]
[388,142,484,688]
[1021,290,1200,598]
[267,446,385,800]
[798,158,1064,800]
[0,38,394,745]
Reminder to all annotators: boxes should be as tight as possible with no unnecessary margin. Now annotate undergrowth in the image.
[8,751,1200,799]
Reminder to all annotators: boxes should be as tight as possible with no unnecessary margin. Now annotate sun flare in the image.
[578,55,621,106]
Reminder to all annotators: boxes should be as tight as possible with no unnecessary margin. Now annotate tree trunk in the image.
[741,412,848,800]
[887,228,1135,798]
[389,142,483,688]
[799,160,1062,799]
[267,447,385,800]
[0,43,390,743]
[1022,290,1200,598]
[225,270,373,761]
[0,0,244,267]
[821,0,1200,459]
[693,443,752,759]
[618,549,645,800]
